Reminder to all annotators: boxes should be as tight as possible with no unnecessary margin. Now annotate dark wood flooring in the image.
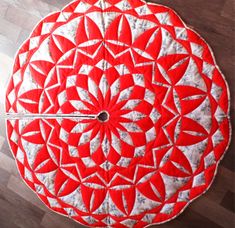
[0,0,234,227]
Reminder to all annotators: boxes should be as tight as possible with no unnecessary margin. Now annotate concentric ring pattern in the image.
[5,0,230,227]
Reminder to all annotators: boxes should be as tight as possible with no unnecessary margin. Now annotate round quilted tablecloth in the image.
[5,0,231,227]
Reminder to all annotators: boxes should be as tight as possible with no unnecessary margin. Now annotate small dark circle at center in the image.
[97,111,109,122]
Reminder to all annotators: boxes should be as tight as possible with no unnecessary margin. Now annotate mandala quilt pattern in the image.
[5,0,230,227]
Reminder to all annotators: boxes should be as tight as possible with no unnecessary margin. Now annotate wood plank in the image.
[0,152,19,177]
[7,175,50,212]
[41,211,79,228]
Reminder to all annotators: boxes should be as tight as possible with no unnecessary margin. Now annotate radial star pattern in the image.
[5,0,230,227]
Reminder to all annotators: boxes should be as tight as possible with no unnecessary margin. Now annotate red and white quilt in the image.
[5,0,231,227]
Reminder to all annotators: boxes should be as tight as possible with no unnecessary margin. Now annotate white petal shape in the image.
[212,129,224,147]
[190,42,203,58]
[145,127,156,143]
[66,75,76,88]
[88,77,98,98]
[122,111,146,121]
[117,129,133,146]
[211,82,222,102]
[90,132,100,154]
[30,38,54,62]
[117,86,133,103]
[160,172,190,200]
[177,190,190,202]
[18,66,41,97]
[178,139,208,172]
[174,27,188,40]
[111,133,121,154]
[79,64,93,74]
[159,147,173,168]
[134,146,146,157]
[79,130,92,145]
[135,5,152,16]
[157,64,171,83]
[133,74,145,87]
[144,89,156,105]
[114,64,130,75]
[214,106,226,124]
[68,146,79,157]
[99,74,109,98]
[130,190,161,216]
[96,59,112,70]
[122,99,141,110]
[160,203,174,214]
[117,157,132,167]
[59,187,88,212]
[125,14,156,43]
[150,108,161,124]
[192,172,205,187]
[47,197,61,208]
[71,123,88,133]
[120,122,142,132]
[36,170,57,195]
[202,61,215,79]
[158,28,187,58]
[74,1,92,13]
[204,151,216,168]
[70,100,88,111]
[176,58,207,92]
[186,97,211,132]
[21,138,43,169]
[76,87,91,104]
[86,12,119,36]
[115,1,132,11]
[156,12,172,25]
[110,78,120,99]
[53,17,82,44]
[16,148,24,164]
[59,128,69,142]
[81,157,96,168]
[102,136,111,158]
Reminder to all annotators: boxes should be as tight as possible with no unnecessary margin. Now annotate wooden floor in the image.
[0,0,234,227]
